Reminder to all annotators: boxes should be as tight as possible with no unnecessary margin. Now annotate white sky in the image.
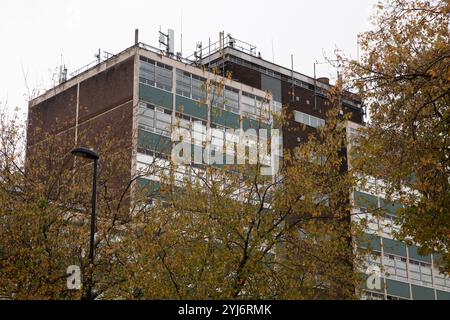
[0,0,377,117]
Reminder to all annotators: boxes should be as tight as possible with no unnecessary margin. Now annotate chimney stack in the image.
[135,29,139,45]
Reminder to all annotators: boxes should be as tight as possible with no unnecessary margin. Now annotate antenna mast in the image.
[159,28,175,57]
[291,54,294,102]
[272,40,275,63]
[180,10,183,56]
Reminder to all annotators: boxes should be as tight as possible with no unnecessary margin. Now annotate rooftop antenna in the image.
[168,29,175,56]
[227,34,235,48]
[58,51,67,84]
[208,37,211,69]
[159,26,164,48]
[59,65,67,84]
[272,40,275,63]
[58,53,67,84]
[219,31,225,75]
[194,42,203,62]
[291,54,294,102]
[94,48,101,64]
[314,60,318,110]
[219,31,225,51]
[180,10,183,56]
[159,28,175,56]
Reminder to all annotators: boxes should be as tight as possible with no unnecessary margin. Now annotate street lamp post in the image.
[71,147,99,300]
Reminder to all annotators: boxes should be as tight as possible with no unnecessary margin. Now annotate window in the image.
[293,110,325,128]
[271,101,282,114]
[155,111,171,132]
[310,116,319,128]
[192,74,207,102]
[138,102,172,137]
[176,70,191,98]
[211,83,224,109]
[255,95,270,120]
[139,57,172,91]
[177,117,191,130]
[225,129,239,156]
[409,259,433,286]
[242,92,256,117]
[224,86,239,114]
[138,103,155,130]
[174,114,208,146]
[386,295,407,300]
[383,254,407,280]
[175,70,206,102]
[434,267,450,289]
[192,121,206,146]
[155,63,172,91]
[364,291,385,300]
[261,74,282,102]
[139,58,155,86]
[211,127,225,149]
[368,251,381,266]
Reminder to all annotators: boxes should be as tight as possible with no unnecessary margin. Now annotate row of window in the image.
[139,103,244,150]
[368,251,450,289]
[356,210,400,238]
[227,55,330,97]
[293,110,325,128]
[364,291,407,300]
[140,57,278,117]
[174,113,259,152]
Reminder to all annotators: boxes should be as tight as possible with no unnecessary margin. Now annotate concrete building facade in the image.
[26,32,449,300]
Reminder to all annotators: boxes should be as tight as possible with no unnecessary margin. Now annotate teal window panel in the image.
[242,118,270,131]
[358,233,381,251]
[408,245,432,263]
[386,279,410,299]
[411,284,434,300]
[382,237,407,257]
[139,84,173,110]
[354,191,378,210]
[136,177,161,194]
[436,290,450,300]
[211,107,240,128]
[176,95,207,120]
[380,198,403,216]
[137,129,172,154]
[433,253,443,265]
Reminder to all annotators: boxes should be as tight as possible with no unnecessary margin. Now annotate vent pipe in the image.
[135,29,139,45]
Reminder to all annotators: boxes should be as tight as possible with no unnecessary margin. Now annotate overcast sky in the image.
[0,0,377,116]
